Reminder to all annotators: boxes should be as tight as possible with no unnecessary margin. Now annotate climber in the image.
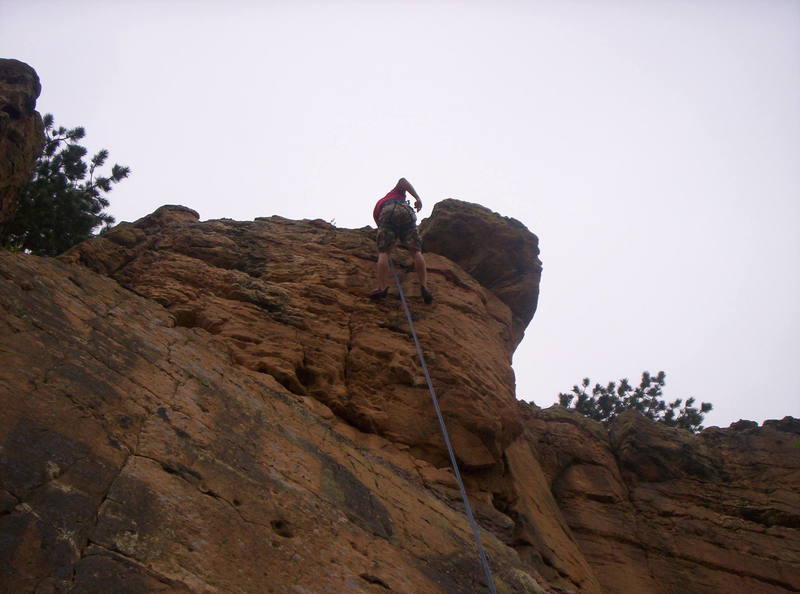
[371,177,433,304]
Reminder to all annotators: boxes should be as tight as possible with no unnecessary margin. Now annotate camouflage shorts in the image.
[376,201,422,253]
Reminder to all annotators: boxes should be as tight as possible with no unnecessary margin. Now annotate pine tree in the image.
[558,371,713,433]
[3,114,129,256]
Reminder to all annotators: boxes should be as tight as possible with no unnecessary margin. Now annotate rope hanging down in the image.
[389,259,498,594]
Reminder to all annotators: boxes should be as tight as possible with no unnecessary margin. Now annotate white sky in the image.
[4,0,799,428]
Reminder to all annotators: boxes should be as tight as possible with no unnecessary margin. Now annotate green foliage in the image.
[3,113,130,256]
[558,371,713,433]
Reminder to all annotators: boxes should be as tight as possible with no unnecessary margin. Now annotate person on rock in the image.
[371,177,433,304]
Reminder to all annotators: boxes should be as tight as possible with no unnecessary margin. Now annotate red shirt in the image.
[373,187,407,224]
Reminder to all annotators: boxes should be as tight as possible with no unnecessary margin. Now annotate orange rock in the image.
[0,251,547,593]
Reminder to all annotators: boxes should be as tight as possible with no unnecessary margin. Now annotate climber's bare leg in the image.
[411,250,428,289]
[375,251,390,291]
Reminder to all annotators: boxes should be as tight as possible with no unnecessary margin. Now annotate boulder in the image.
[420,199,543,347]
[0,59,43,236]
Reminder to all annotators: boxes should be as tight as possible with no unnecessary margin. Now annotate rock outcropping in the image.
[2,202,798,593]
[419,199,542,348]
[0,58,43,236]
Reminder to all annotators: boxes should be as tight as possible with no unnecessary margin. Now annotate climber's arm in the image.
[396,178,422,212]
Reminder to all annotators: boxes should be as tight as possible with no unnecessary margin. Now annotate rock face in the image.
[1,203,799,593]
[60,204,532,473]
[0,59,43,236]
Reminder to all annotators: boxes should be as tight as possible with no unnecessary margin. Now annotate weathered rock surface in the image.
[0,59,43,236]
[2,202,799,593]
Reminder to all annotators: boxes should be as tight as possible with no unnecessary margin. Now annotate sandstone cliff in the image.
[0,58,43,236]
[2,201,798,593]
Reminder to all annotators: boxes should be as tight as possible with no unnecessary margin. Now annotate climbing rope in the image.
[389,259,498,594]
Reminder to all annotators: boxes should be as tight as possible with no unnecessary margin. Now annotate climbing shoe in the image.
[370,287,389,301]
[421,286,433,304]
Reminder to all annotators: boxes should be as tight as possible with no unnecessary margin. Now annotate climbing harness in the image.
[381,199,417,234]
[389,259,498,594]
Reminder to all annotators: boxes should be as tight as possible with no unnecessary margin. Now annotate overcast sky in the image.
[4,0,799,428]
